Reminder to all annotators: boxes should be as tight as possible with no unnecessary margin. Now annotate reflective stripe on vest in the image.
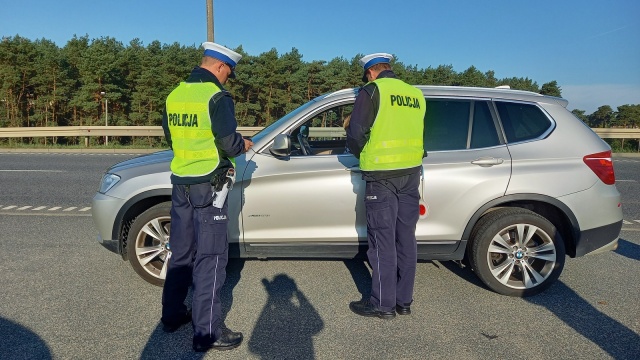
[166,82,220,177]
[360,78,426,171]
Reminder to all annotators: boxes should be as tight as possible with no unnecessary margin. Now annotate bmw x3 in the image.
[91,85,623,296]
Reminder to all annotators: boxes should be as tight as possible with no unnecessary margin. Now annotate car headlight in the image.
[99,173,121,194]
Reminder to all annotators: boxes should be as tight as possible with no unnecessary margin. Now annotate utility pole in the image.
[206,0,214,42]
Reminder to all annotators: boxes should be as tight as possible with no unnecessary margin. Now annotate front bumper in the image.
[91,192,127,255]
[96,234,120,254]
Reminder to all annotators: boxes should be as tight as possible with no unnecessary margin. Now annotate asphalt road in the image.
[0,151,638,360]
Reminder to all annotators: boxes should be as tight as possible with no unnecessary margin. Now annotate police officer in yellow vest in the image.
[346,53,426,319]
[161,42,253,352]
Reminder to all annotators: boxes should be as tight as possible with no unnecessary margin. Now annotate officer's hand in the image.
[243,139,254,152]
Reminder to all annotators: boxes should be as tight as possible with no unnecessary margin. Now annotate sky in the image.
[1,0,639,114]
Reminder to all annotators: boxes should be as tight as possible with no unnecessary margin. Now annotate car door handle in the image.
[346,165,361,173]
[471,157,504,167]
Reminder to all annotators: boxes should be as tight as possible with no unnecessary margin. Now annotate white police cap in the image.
[359,53,394,82]
[202,42,242,78]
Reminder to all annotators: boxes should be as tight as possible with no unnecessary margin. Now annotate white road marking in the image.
[616,179,637,182]
[623,220,633,224]
[0,205,92,212]
[635,220,640,224]
[0,170,65,172]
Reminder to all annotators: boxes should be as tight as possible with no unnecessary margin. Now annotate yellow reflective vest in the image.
[360,78,426,171]
[166,82,221,178]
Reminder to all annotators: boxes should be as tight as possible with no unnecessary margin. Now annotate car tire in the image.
[127,202,172,286]
[468,208,565,297]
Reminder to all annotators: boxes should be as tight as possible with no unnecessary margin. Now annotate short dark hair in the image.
[369,63,391,72]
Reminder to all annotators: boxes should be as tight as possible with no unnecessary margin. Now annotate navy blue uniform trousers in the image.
[365,172,420,312]
[162,182,229,341]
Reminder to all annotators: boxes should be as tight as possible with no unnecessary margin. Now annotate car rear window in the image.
[495,101,552,143]
[424,99,501,151]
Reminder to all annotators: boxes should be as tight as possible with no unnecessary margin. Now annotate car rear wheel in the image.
[468,208,565,297]
[127,202,172,286]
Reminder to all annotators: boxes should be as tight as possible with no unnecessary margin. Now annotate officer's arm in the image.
[161,108,173,149]
[346,84,378,159]
[210,92,246,158]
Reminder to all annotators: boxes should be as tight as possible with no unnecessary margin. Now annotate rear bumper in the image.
[575,220,622,257]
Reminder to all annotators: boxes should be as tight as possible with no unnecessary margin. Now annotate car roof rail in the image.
[495,85,511,89]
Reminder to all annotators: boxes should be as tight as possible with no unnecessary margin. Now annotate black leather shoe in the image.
[193,327,243,352]
[396,304,411,315]
[161,310,192,333]
[349,299,395,319]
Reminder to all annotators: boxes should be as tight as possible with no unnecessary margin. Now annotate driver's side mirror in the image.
[269,134,291,158]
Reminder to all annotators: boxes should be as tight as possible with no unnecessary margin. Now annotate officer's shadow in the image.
[248,274,324,360]
[138,259,245,360]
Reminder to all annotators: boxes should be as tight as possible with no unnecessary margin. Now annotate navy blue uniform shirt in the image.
[162,66,246,185]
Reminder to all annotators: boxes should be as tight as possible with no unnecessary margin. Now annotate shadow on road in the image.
[526,281,640,359]
[139,258,245,359]
[248,274,324,360]
[615,238,640,261]
[344,259,372,300]
[442,259,640,358]
[0,317,52,359]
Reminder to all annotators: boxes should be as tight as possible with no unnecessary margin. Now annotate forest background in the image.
[1,35,638,148]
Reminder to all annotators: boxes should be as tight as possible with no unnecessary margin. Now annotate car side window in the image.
[424,100,470,151]
[424,99,501,151]
[290,104,354,156]
[470,101,500,149]
[495,101,552,143]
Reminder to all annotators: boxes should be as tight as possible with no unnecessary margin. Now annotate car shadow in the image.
[525,281,640,359]
[0,317,52,359]
[441,261,640,358]
[440,260,488,290]
[248,274,324,360]
[614,238,640,261]
[139,258,245,359]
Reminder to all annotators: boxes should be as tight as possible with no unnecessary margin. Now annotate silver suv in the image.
[91,85,623,296]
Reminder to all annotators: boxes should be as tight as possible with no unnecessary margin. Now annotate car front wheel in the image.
[127,202,172,286]
[468,208,565,297]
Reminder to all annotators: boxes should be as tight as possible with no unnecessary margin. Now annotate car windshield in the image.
[250,99,319,143]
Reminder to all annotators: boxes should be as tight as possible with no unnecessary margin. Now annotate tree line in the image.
[0,35,637,146]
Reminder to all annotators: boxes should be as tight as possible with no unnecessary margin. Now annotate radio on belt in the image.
[212,168,235,208]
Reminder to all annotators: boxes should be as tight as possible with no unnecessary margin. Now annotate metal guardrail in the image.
[0,126,637,140]
[0,126,263,138]
[590,128,640,139]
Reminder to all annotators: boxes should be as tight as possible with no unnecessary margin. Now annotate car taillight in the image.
[583,150,615,185]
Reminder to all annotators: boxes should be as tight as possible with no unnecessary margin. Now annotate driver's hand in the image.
[243,139,254,152]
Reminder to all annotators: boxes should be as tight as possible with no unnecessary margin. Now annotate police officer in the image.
[161,42,253,352]
[346,53,426,319]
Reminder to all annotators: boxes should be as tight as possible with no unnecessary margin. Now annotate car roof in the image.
[318,85,569,108]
